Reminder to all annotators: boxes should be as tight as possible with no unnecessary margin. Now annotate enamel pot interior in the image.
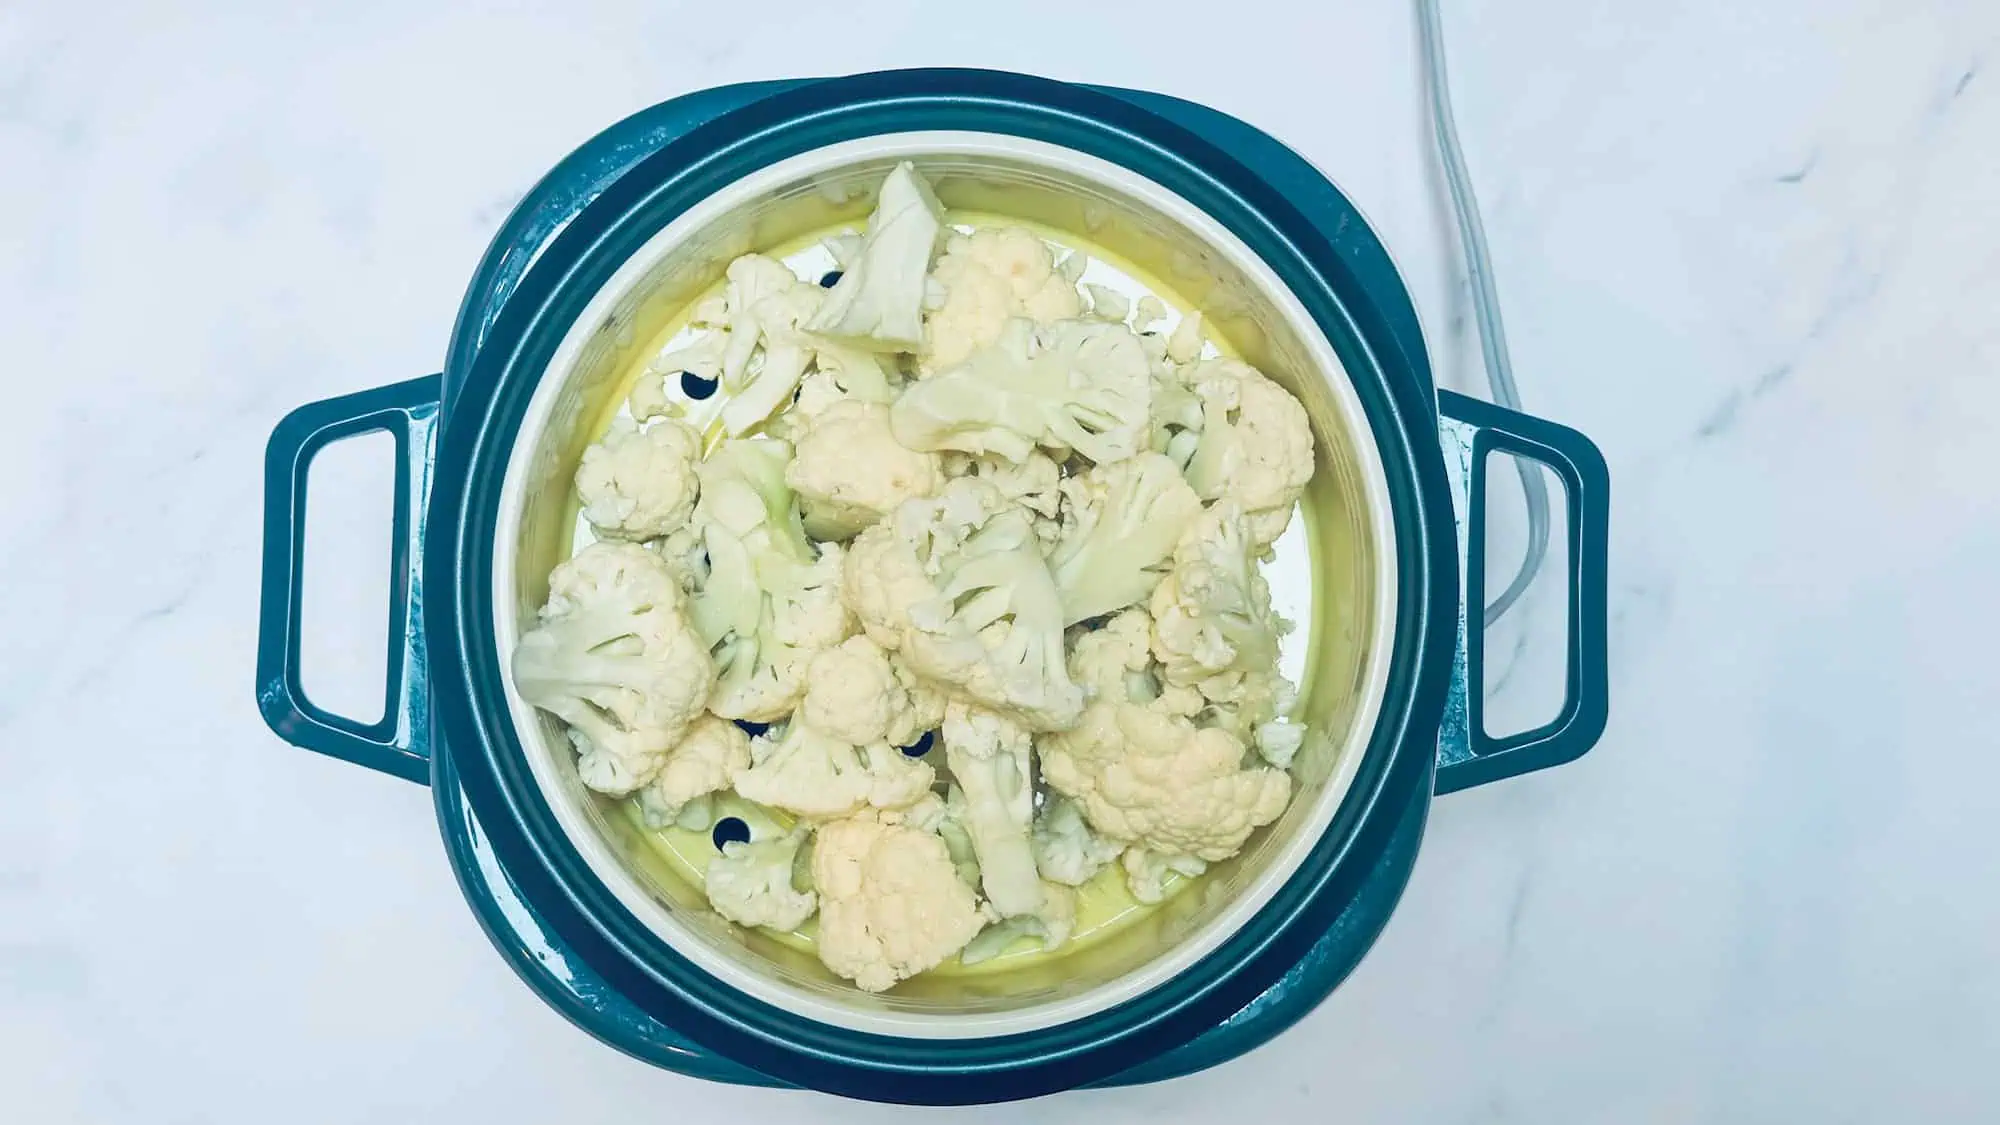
[429,71,1455,1103]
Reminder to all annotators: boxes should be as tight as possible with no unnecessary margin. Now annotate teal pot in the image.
[256,70,1610,1104]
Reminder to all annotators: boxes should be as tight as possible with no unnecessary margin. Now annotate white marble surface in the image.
[6,0,1999,1120]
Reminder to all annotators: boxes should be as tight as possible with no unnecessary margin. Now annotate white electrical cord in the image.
[1417,0,1551,626]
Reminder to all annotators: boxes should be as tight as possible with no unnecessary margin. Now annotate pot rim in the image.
[492,130,1399,1039]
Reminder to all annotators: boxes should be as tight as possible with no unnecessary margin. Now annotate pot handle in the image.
[1433,390,1609,793]
[255,376,441,785]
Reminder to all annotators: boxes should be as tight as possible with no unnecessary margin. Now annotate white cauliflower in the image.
[813,813,989,992]
[800,635,945,748]
[732,720,934,820]
[1177,358,1315,544]
[689,439,852,721]
[891,317,1151,466]
[634,715,750,827]
[705,828,817,932]
[630,328,728,421]
[792,342,897,420]
[1065,608,1158,705]
[805,162,944,350]
[923,226,1084,371]
[958,882,1077,965]
[648,526,709,593]
[1148,500,1285,692]
[943,449,1064,546]
[1031,795,1125,887]
[941,702,1044,918]
[1047,452,1203,625]
[1254,717,1305,771]
[1083,283,1130,322]
[785,400,944,541]
[841,478,1083,731]
[901,786,982,889]
[716,254,826,436]
[573,416,702,540]
[1166,310,1207,363]
[511,542,716,796]
[1121,847,1209,905]
[1040,697,1291,862]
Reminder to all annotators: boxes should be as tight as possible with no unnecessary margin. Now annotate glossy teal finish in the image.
[255,69,1612,1103]
[256,375,439,782]
[1434,391,1612,794]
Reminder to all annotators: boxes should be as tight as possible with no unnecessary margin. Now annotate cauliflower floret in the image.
[1178,358,1315,544]
[716,255,826,436]
[1031,795,1125,887]
[1166,310,1206,364]
[958,882,1077,965]
[800,635,945,748]
[705,828,817,932]
[1149,500,1285,691]
[841,479,1084,731]
[572,416,702,540]
[629,311,737,420]
[1066,608,1157,704]
[648,526,709,593]
[1048,452,1203,624]
[511,542,716,795]
[1121,847,1209,905]
[941,702,1044,918]
[793,342,897,419]
[1083,283,1131,322]
[1254,716,1305,771]
[813,813,989,992]
[891,317,1151,466]
[785,400,944,541]
[805,162,944,350]
[634,715,751,827]
[1040,699,1291,861]
[689,440,852,721]
[943,449,1064,546]
[897,788,982,889]
[923,226,1084,371]
[732,721,934,819]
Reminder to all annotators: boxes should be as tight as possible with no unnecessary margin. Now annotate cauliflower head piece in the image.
[804,162,944,351]
[1031,794,1125,887]
[715,254,826,436]
[1177,358,1315,544]
[800,635,946,749]
[813,813,988,992]
[732,720,934,820]
[940,702,1045,918]
[1039,699,1291,862]
[785,400,944,541]
[705,827,817,932]
[689,439,852,721]
[634,715,751,827]
[841,478,1084,731]
[923,226,1084,371]
[511,542,716,796]
[1048,452,1203,625]
[574,415,702,540]
[891,317,1151,467]
[1120,847,1209,905]
[958,882,1077,965]
[1149,499,1286,691]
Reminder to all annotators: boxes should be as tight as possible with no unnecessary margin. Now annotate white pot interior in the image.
[491,132,1400,1038]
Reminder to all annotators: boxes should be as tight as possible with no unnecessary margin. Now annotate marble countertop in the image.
[7,0,1998,1120]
